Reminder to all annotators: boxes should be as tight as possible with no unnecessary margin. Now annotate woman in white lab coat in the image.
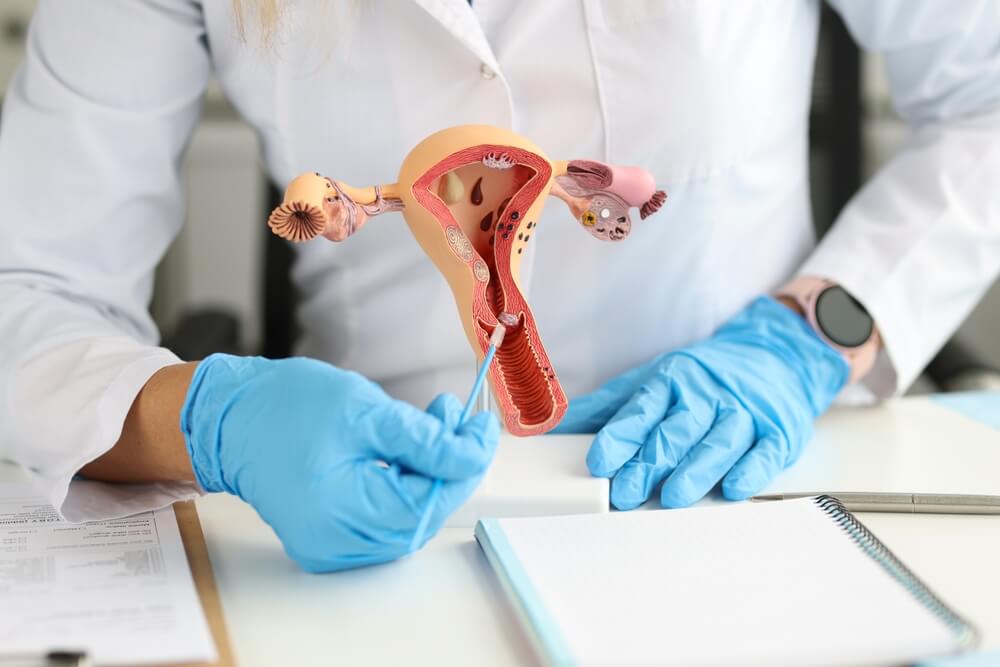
[0,1,998,572]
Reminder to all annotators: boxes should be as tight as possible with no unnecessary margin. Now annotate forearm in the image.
[0,285,191,520]
[0,0,214,517]
[807,1,1000,396]
[798,109,1000,395]
[80,362,198,483]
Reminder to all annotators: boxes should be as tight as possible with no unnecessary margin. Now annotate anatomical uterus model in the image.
[268,125,666,436]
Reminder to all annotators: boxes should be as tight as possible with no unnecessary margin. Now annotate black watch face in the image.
[815,286,873,348]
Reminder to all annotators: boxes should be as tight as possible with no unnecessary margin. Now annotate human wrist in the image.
[711,297,849,415]
[80,362,199,483]
[776,294,805,317]
[179,353,255,494]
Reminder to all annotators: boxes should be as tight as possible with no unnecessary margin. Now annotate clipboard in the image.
[173,501,235,667]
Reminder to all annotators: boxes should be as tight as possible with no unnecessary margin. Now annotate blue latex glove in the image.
[554,296,849,509]
[180,353,499,572]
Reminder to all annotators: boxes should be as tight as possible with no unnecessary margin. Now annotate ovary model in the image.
[268,125,666,436]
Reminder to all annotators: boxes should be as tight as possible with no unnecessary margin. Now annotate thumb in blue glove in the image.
[180,354,499,572]
[554,296,849,509]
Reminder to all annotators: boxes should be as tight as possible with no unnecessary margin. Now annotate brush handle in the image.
[409,344,499,553]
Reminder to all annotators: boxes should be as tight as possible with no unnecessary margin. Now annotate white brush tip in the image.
[489,324,508,348]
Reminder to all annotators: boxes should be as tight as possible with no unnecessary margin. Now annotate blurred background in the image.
[0,2,996,391]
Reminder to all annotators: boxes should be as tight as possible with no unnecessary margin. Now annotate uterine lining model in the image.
[268,125,666,436]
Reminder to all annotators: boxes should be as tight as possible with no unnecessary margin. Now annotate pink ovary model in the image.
[549,160,665,241]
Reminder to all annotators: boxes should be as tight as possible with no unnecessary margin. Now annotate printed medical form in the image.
[0,484,216,666]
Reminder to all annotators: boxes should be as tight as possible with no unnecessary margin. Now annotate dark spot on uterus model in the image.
[480,211,494,232]
[510,211,520,220]
[471,177,484,206]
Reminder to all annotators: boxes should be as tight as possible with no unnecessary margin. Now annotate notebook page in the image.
[491,498,957,667]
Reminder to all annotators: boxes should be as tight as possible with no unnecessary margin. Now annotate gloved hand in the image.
[180,353,499,572]
[554,296,849,510]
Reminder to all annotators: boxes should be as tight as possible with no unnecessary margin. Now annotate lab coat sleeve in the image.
[0,1,211,520]
[800,0,1000,396]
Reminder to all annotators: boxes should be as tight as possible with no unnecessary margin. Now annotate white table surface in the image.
[2,395,997,666]
[195,396,1000,667]
[197,493,1000,667]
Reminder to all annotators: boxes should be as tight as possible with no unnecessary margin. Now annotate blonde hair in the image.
[232,0,283,46]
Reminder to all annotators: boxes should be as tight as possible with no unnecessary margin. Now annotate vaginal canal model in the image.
[267,125,667,436]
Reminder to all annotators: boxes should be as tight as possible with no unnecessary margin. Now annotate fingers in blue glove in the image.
[287,393,498,571]
[586,373,676,478]
[369,393,500,481]
[553,359,661,434]
[608,404,714,510]
[400,471,484,552]
[721,434,787,500]
[659,408,755,508]
[288,460,482,572]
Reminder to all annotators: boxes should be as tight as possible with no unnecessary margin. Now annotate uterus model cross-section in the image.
[268,125,667,436]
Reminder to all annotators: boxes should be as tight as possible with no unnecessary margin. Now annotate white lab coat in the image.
[1,0,999,521]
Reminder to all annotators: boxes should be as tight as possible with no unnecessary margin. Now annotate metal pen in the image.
[751,492,1000,514]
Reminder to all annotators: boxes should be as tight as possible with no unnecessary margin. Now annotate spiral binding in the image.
[813,495,979,648]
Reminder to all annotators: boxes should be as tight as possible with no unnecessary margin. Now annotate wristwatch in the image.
[776,276,881,384]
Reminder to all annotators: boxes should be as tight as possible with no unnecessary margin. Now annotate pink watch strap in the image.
[776,276,881,384]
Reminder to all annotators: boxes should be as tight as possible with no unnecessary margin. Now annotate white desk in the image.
[197,495,537,666]
[197,496,1000,667]
[195,395,1000,667]
[1,395,997,666]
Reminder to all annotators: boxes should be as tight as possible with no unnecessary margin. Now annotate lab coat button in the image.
[479,63,496,80]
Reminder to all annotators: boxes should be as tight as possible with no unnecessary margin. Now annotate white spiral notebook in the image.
[475,497,977,667]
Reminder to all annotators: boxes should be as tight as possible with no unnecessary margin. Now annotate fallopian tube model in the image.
[268,125,667,436]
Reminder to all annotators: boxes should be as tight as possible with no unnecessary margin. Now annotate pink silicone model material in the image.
[268,125,667,436]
